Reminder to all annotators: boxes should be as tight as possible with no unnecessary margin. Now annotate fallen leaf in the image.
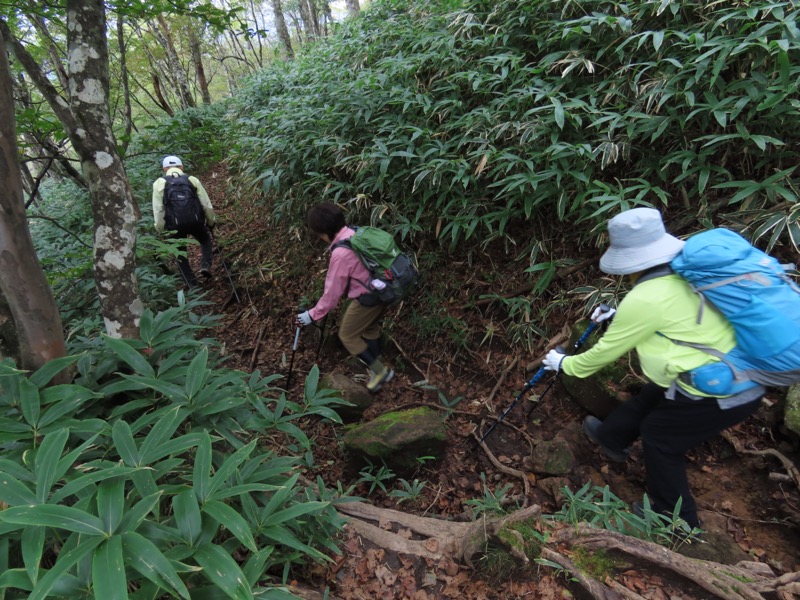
[424,538,440,552]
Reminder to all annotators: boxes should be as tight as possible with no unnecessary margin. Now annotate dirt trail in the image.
[185,164,800,598]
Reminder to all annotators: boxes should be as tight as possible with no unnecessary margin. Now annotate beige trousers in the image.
[338,301,386,356]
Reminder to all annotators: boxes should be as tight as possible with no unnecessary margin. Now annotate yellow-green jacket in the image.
[562,274,735,398]
[151,167,215,232]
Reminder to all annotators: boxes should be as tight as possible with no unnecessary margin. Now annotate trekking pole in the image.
[315,315,328,360]
[477,304,611,444]
[210,230,241,304]
[286,326,301,390]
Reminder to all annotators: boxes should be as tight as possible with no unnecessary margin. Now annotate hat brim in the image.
[599,234,685,275]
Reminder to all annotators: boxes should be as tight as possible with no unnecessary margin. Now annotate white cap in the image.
[162,155,182,168]
[599,208,685,275]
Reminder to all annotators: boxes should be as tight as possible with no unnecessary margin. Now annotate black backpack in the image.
[163,174,205,231]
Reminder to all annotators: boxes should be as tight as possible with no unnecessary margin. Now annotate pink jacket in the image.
[309,227,371,321]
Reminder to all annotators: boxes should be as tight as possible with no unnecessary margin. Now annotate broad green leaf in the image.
[185,348,209,398]
[0,568,33,592]
[194,544,254,600]
[266,501,328,527]
[19,380,40,428]
[652,30,664,52]
[259,473,300,521]
[29,356,81,388]
[51,466,138,504]
[139,310,155,344]
[2,505,105,536]
[202,500,257,552]
[118,492,163,533]
[97,478,125,534]
[242,547,274,586]
[145,432,203,463]
[0,472,37,506]
[35,429,70,503]
[22,526,44,586]
[122,532,190,599]
[118,374,186,400]
[28,537,104,600]
[130,470,160,505]
[193,433,212,504]
[103,336,154,377]
[139,406,185,464]
[206,440,256,502]
[173,490,202,545]
[552,98,564,129]
[92,536,128,600]
[260,526,325,561]
[111,420,140,466]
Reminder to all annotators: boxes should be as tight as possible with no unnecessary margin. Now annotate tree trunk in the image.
[345,0,360,18]
[188,23,211,104]
[0,28,67,370]
[270,0,294,60]
[1,4,144,339]
[153,15,196,109]
[151,72,175,116]
[247,0,265,67]
[298,0,318,40]
[116,12,134,151]
[321,1,332,36]
[65,0,143,337]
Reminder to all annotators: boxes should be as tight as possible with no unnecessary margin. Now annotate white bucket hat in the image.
[162,155,183,168]
[599,208,684,275]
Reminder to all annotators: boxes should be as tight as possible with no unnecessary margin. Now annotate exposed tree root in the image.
[554,525,800,600]
[338,502,800,599]
[721,431,800,492]
[472,432,531,498]
[337,501,541,567]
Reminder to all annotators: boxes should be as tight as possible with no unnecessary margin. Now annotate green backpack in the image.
[334,226,418,306]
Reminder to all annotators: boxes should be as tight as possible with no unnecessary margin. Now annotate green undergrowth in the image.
[0,300,355,599]
[226,0,800,258]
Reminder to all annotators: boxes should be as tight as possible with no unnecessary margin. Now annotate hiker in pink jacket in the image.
[296,203,394,392]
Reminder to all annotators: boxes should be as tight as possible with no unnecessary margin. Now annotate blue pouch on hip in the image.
[681,362,760,396]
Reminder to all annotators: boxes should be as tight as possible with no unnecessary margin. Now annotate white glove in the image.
[543,349,566,372]
[591,305,616,323]
[296,311,313,327]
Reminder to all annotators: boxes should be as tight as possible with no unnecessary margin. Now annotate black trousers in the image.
[596,383,761,528]
[173,224,213,285]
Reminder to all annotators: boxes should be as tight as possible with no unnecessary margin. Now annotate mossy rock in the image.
[784,384,800,437]
[343,407,446,470]
[527,438,576,475]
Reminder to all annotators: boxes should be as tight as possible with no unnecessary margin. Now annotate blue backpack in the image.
[667,228,800,396]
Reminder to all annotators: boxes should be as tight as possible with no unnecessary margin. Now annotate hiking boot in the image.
[583,416,630,463]
[367,365,394,393]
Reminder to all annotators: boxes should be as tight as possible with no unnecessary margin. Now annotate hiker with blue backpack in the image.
[543,207,771,531]
[152,155,216,287]
[297,203,417,392]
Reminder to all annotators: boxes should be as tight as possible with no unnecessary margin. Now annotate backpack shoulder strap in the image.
[634,264,674,285]
[331,239,352,251]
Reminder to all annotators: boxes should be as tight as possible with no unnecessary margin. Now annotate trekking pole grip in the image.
[574,303,611,350]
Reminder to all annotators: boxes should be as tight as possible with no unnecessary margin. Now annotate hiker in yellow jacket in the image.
[543,208,764,530]
[152,156,216,286]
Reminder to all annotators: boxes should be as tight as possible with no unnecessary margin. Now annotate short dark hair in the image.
[307,203,346,238]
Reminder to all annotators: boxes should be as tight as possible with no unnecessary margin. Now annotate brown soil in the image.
[188,164,800,599]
